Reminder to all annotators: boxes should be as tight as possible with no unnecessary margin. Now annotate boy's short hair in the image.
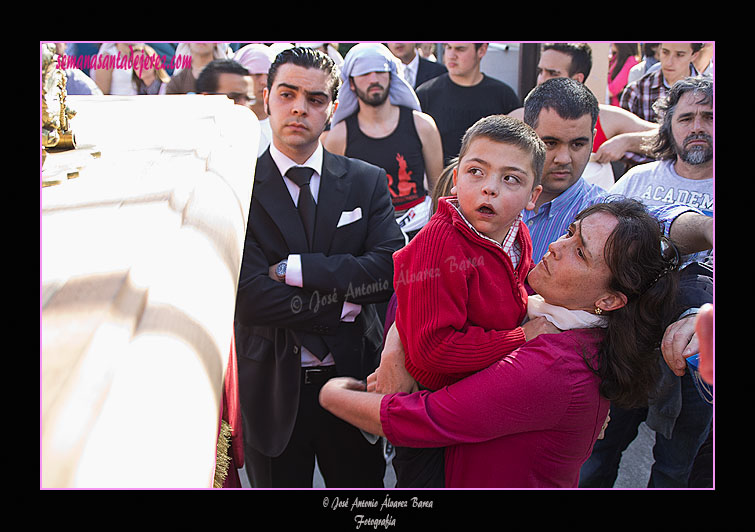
[457,115,546,188]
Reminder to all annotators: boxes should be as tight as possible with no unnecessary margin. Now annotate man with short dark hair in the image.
[521,76,711,266]
[234,46,404,488]
[416,43,521,164]
[520,77,607,263]
[510,42,660,176]
[196,58,253,107]
[536,42,593,84]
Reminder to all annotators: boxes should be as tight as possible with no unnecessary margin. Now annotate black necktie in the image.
[285,166,329,360]
[286,166,316,250]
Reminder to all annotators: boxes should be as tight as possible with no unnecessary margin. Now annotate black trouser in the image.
[392,446,445,488]
[391,384,446,488]
[244,366,386,488]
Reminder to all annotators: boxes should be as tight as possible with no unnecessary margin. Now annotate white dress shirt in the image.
[269,142,362,366]
[402,51,419,88]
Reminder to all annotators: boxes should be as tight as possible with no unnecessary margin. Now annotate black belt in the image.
[301,365,337,386]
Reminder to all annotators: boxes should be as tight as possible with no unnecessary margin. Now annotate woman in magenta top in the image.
[320,198,682,488]
[607,43,640,107]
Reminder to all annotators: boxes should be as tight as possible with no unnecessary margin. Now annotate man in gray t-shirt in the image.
[611,158,712,216]
[610,75,713,266]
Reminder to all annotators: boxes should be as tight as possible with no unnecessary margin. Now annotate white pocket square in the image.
[337,207,362,228]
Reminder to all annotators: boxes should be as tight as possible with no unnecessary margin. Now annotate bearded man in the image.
[323,43,443,240]
[610,76,713,218]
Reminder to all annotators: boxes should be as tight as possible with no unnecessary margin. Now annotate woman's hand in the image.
[319,377,387,437]
[325,376,367,392]
[366,323,418,394]
[522,316,561,342]
[319,377,366,412]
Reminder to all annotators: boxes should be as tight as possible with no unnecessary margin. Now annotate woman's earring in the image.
[594,307,603,315]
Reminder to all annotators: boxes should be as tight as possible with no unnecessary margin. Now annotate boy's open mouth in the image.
[477,205,495,215]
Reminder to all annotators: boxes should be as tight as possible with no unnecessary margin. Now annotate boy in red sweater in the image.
[389,114,546,487]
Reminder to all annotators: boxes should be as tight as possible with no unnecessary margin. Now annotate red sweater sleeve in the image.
[394,220,526,390]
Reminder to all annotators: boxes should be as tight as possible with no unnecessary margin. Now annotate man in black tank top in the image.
[323,43,443,239]
[344,106,427,212]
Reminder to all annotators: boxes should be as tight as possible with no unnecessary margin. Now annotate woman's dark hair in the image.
[577,197,682,409]
[267,46,341,102]
[609,43,639,81]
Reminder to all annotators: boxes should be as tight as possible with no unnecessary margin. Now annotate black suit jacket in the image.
[234,147,404,457]
[415,57,447,89]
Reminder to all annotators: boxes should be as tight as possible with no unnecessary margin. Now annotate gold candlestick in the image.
[41,43,76,157]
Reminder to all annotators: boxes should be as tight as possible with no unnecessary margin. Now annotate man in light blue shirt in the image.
[521,78,708,263]
[523,170,606,263]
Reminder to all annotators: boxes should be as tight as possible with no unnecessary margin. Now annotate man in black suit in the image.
[234,46,404,487]
[387,43,447,89]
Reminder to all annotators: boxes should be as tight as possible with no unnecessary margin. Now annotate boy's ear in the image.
[450,166,458,194]
[525,185,543,211]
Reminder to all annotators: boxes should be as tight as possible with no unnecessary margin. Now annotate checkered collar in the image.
[446,197,522,254]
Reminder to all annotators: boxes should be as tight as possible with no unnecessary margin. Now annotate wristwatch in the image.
[275,259,288,282]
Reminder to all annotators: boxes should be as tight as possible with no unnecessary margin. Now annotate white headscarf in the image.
[268,42,294,58]
[233,43,275,74]
[296,42,344,66]
[330,43,421,127]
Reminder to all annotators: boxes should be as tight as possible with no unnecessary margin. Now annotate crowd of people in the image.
[51,42,714,489]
